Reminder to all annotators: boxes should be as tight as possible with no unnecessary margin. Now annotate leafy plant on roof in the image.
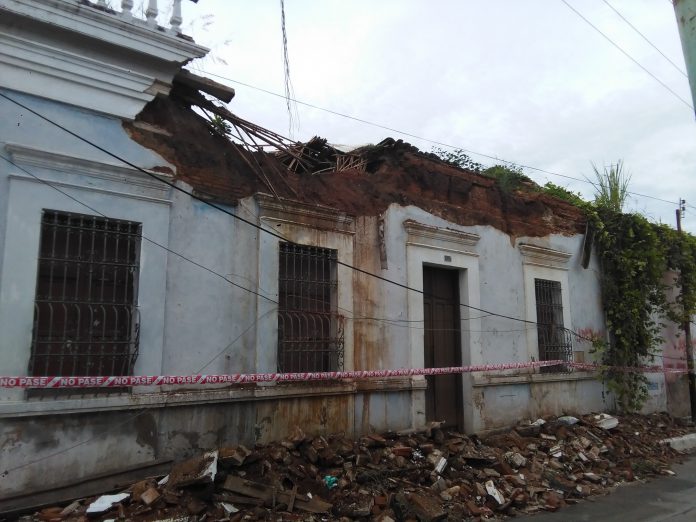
[208,114,232,139]
[591,160,631,212]
[431,147,483,172]
[541,182,585,206]
[481,164,537,193]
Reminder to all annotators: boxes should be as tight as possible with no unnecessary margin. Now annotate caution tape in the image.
[0,360,690,388]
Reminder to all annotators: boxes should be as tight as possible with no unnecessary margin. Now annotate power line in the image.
[0,90,594,341]
[560,0,693,110]
[0,153,278,305]
[0,152,549,336]
[196,70,681,208]
[602,0,687,78]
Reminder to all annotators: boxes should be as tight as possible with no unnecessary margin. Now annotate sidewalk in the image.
[515,456,696,522]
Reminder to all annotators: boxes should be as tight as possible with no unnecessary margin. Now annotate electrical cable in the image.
[196,70,682,208]
[560,0,693,110]
[0,8,691,474]
[601,0,687,78]
[0,156,576,337]
[0,153,278,305]
[0,91,577,334]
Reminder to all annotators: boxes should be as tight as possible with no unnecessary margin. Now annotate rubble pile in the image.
[29,413,693,522]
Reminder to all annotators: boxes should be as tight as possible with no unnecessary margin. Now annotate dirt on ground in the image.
[25,413,694,522]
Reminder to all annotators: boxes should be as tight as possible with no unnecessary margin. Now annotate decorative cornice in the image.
[256,194,355,234]
[403,219,480,254]
[5,143,172,195]
[0,0,208,119]
[519,243,572,268]
[0,0,208,63]
[0,33,156,119]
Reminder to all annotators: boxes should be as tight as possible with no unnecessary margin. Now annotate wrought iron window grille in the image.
[28,210,142,390]
[277,242,344,373]
[534,278,573,373]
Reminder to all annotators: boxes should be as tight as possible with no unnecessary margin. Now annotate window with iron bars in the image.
[277,242,344,373]
[534,278,573,372]
[29,210,142,381]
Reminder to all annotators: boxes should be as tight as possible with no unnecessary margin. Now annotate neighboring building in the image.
[0,0,686,505]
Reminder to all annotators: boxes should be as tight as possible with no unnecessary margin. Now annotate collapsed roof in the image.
[125,83,585,238]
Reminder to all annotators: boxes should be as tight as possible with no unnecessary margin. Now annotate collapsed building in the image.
[0,0,689,508]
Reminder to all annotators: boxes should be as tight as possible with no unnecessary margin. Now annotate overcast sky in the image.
[180,0,696,232]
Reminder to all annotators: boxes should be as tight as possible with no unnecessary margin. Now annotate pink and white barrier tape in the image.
[0,360,690,388]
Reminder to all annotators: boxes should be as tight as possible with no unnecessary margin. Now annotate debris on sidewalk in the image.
[592,413,619,430]
[85,493,130,515]
[22,412,693,521]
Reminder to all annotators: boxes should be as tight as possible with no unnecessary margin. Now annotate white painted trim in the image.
[0,173,171,403]
[0,0,208,62]
[0,383,358,418]
[254,201,355,378]
[403,219,480,254]
[257,194,355,234]
[0,33,158,119]
[8,174,172,206]
[406,241,480,257]
[519,243,572,269]
[471,371,598,387]
[6,143,173,195]
[522,263,573,362]
[405,232,481,431]
[0,0,207,118]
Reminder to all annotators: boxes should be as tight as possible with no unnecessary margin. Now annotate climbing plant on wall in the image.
[587,207,696,411]
[429,146,696,409]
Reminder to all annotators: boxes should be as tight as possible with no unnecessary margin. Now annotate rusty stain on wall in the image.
[254,394,353,444]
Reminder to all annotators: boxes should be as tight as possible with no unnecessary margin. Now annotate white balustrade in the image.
[78,0,186,34]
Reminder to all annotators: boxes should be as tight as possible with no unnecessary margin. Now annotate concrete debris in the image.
[20,413,694,521]
[85,493,130,515]
[504,451,527,469]
[434,456,448,475]
[485,479,505,505]
[219,445,252,467]
[167,450,218,489]
[593,413,619,430]
[140,487,161,506]
[557,416,580,426]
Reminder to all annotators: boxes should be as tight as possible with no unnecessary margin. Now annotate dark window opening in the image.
[534,278,572,372]
[278,242,343,373]
[28,210,141,384]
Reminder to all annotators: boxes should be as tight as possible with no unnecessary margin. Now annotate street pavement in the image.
[515,456,696,522]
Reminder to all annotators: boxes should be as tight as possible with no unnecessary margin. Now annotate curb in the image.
[662,433,696,452]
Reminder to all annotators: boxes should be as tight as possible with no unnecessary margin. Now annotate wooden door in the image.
[423,266,463,429]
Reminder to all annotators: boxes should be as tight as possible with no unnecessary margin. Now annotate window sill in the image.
[472,371,598,387]
[355,376,427,392]
[0,382,358,418]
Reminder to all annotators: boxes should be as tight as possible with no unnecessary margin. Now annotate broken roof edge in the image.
[127,90,587,238]
[175,70,235,103]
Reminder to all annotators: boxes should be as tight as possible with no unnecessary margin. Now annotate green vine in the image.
[588,207,696,411]
[428,147,696,410]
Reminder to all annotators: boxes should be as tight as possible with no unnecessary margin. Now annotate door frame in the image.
[423,265,464,430]
[404,221,481,433]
